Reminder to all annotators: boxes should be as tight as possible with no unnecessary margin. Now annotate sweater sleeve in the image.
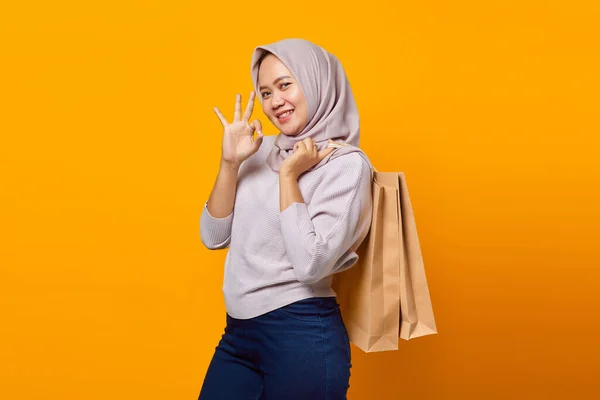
[200,201,233,250]
[279,154,373,284]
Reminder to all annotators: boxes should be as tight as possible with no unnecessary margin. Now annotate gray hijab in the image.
[250,38,371,173]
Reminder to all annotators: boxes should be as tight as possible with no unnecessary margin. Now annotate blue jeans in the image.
[198,297,352,400]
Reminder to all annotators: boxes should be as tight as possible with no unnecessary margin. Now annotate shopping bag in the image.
[330,144,437,352]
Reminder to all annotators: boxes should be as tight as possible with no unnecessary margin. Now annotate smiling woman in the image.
[198,38,374,400]
[257,53,308,136]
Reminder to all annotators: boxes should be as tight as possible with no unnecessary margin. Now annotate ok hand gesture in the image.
[214,91,264,168]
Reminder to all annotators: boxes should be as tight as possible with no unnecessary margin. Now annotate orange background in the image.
[1,1,599,399]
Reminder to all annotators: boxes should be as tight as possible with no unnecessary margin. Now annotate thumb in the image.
[249,120,264,151]
[249,119,263,135]
[252,133,264,152]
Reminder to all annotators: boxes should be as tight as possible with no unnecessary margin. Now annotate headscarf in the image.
[250,38,371,173]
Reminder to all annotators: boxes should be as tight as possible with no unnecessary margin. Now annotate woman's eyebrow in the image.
[259,75,292,90]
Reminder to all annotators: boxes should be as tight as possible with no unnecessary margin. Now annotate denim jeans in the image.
[198,297,352,400]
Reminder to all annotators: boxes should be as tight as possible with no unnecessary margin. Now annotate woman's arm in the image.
[279,169,305,212]
[279,153,373,284]
[279,138,335,212]
[200,92,263,250]
[200,160,239,250]
[207,160,241,218]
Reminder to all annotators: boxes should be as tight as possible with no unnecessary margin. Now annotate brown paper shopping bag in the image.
[330,144,437,352]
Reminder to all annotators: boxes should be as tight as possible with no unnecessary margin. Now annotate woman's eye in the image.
[261,83,289,98]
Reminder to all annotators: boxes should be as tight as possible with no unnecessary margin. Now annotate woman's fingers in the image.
[247,120,264,152]
[294,138,325,154]
[215,92,253,126]
[293,141,307,152]
[242,91,256,122]
[251,130,264,151]
[213,107,228,127]
[233,94,242,121]
[302,138,318,154]
[256,119,263,135]
[249,120,263,139]
[318,147,336,160]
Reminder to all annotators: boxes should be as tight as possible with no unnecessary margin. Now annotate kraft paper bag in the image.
[329,144,437,352]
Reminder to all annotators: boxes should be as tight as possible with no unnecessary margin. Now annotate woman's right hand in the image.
[213,91,264,168]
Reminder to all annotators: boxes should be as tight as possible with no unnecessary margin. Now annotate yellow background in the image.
[1,1,599,398]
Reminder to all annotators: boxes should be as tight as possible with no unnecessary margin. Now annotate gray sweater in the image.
[200,135,373,319]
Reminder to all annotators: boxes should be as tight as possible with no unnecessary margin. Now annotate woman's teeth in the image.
[278,110,294,119]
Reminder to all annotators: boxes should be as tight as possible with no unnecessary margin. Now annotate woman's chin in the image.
[273,118,302,136]
[280,127,300,136]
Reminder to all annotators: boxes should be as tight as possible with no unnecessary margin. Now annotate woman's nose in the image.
[272,94,285,107]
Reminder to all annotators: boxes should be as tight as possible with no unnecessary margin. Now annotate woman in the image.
[198,38,373,400]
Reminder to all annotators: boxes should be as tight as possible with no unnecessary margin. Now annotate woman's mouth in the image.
[277,109,294,123]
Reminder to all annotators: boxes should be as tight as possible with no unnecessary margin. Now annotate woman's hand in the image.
[280,138,336,179]
[214,92,264,168]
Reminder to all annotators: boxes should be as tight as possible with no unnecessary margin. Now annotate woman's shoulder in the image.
[324,151,372,176]
[317,151,373,189]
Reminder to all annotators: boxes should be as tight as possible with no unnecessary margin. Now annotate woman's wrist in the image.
[220,158,241,172]
[279,168,304,211]
[279,168,299,181]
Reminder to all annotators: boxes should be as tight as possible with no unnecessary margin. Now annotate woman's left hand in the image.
[280,138,336,179]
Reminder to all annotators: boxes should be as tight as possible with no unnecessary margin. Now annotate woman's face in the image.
[258,54,308,136]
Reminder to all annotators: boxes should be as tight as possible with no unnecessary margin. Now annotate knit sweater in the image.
[200,135,373,319]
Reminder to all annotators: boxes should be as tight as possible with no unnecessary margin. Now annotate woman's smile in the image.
[257,53,308,136]
[277,109,294,123]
